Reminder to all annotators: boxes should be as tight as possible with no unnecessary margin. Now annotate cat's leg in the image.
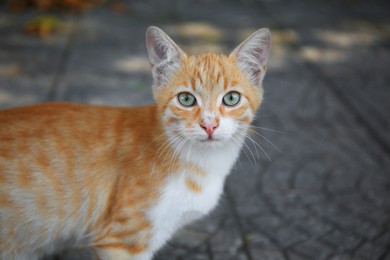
[94,246,152,260]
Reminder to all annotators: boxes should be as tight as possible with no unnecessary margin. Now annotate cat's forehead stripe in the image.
[186,55,233,92]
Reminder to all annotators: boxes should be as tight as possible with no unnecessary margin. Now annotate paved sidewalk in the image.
[1,0,389,259]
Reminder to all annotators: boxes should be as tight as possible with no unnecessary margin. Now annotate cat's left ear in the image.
[230,28,271,87]
[146,26,187,87]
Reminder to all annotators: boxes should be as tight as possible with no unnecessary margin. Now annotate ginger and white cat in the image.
[0,26,271,259]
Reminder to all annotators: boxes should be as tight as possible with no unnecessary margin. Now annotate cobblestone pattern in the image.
[0,0,389,259]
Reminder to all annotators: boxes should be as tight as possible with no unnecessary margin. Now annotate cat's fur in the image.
[0,26,271,259]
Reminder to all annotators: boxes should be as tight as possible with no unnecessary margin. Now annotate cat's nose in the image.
[200,122,219,136]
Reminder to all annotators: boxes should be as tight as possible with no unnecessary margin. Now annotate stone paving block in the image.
[168,229,210,249]
[265,226,309,248]
[373,230,390,248]
[156,244,210,260]
[213,252,247,260]
[320,229,363,252]
[207,220,243,256]
[181,254,209,260]
[310,202,383,240]
[225,166,272,216]
[381,252,390,260]
[246,232,273,248]
[290,239,333,260]
[250,248,286,260]
[154,247,188,260]
[286,251,312,260]
[294,217,333,238]
[327,253,361,260]
[354,241,388,260]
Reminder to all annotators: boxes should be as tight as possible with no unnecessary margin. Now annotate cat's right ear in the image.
[146,26,187,87]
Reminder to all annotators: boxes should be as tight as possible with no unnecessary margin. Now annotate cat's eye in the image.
[223,91,241,106]
[178,92,196,107]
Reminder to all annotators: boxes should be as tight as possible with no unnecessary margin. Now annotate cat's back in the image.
[0,102,99,121]
[0,102,112,138]
[0,102,160,257]
[0,102,144,130]
[0,102,134,167]
[0,102,159,145]
[0,102,160,181]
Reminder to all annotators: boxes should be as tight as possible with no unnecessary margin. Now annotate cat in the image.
[0,26,271,260]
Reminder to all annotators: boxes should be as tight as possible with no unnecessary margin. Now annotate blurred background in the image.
[1,0,390,259]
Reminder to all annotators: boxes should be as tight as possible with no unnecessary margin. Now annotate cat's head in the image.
[146,26,271,147]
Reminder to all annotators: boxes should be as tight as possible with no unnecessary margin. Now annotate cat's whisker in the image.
[246,128,282,153]
[239,130,260,159]
[185,139,194,163]
[235,129,259,162]
[168,137,188,175]
[239,125,282,155]
[150,133,182,185]
[227,139,240,171]
[148,135,180,197]
[237,131,271,161]
[248,125,285,134]
[150,132,169,143]
[150,126,183,146]
[240,135,258,165]
[152,135,174,172]
[240,131,271,160]
[230,135,255,165]
[148,128,177,151]
[168,140,181,174]
[157,134,181,167]
[154,132,181,163]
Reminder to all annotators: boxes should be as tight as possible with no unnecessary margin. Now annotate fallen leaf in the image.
[0,64,22,78]
[24,15,61,37]
[111,2,127,13]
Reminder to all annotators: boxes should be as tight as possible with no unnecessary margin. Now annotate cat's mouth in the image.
[199,138,222,143]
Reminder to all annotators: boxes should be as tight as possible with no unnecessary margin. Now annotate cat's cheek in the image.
[232,105,254,125]
[214,118,238,141]
[241,116,252,124]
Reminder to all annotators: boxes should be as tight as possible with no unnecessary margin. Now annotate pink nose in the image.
[200,122,219,136]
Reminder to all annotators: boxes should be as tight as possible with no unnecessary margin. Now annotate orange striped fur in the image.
[0,26,271,259]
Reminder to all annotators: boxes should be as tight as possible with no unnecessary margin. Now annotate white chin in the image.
[200,139,219,142]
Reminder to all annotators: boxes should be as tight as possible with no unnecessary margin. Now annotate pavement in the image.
[1,0,390,259]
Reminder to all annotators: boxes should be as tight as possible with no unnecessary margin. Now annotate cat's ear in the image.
[230,28,271,87]
[146,26,187,87]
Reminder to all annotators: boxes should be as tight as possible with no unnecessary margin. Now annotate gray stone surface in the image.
[1,0,389,259]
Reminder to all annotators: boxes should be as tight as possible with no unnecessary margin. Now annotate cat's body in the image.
[0,27,271,259]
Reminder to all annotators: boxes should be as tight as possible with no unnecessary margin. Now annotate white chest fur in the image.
[147,143,242,254]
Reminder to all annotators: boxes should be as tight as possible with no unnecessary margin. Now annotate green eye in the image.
[223,91,241,106]
[178,92,196,107]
